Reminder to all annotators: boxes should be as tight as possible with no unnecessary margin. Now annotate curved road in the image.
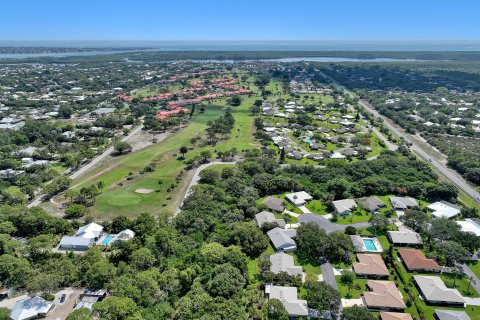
[175,161,237,214]
[319,71,480,204]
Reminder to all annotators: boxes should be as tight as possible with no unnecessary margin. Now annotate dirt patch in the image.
[135,188,154,194]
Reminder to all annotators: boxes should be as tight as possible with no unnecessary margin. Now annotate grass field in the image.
[337,277,367,299]
[74,94,259,220]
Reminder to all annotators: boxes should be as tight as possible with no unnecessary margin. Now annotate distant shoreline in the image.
[1,49,480,64]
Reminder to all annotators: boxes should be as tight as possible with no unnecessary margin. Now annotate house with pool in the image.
[58,222,135,252]
[97,229,135,246]
[350,235,384,253]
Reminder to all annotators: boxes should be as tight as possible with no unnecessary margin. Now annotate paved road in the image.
[320,262,338,290]
[319,71,480,204]
[175,161,236,214]
[27,125,143,208]
[462,264,480,296]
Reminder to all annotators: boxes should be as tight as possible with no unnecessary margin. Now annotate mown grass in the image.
[74,93,259,219]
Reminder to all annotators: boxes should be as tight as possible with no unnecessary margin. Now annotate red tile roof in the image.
[397,249,441,272]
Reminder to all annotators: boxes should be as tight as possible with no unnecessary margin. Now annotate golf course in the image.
[71,93,260,220]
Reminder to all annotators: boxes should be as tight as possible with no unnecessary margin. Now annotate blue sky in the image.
[1,0,479,40]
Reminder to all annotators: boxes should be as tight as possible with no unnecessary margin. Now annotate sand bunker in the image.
[135,188,154,194]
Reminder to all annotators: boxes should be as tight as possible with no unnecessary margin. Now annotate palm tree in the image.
[466,275,476,295]
[451,268,464,288]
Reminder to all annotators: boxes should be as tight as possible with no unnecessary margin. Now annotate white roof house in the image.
[112,229,136,243]
[267,227,297,252]
[456,219,480,236]
[11,296,54,320]
[332,199,357,216]
[413,275,464,306]
[59,236,94,251]
[427,201,461,219]
[269,252,303,277]
[75,222,104,239]
[266,285,308,317]
[387,227,423,246]
[285,191,312,206]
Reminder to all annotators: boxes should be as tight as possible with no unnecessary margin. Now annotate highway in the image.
[319,71,480,204]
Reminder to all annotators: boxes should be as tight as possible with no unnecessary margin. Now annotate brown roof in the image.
[397,249,441,272]
[353,254,389,277]
[380,312,414,320]
[364,280,406,310]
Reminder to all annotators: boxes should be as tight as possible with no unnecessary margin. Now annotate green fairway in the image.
[74,94,259,220]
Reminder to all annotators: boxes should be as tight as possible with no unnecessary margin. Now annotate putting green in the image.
[106,192,143,206]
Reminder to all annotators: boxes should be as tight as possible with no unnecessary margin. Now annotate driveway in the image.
[45,288,82,320]
[297,212,371,234]
[463,297,480,306]
[320,262,338,290]
[341,298,364,308]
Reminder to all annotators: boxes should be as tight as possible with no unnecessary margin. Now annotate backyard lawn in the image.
[336,277,367,299]
[335,210,372,224]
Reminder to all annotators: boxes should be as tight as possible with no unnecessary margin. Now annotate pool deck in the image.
[350,235,383,253]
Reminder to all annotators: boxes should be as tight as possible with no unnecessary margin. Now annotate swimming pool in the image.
[363,238,377,251]
[304,137,315,143]
[101,236,114,245]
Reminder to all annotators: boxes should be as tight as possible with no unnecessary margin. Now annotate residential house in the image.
[353,254,389,278]
[456,218,480,236]
[11,296,54,320]
[389,197,419,211]
[332,199,357,216]
[262,196,285,212]
[428,201,461,219]
[265,285,308,317]
[75,222,103,239]
[380,312,414,320]
[254,211,286,229]
[357,197,386,213]
[59,236,94,251]
[413,275,464,306]
[268,252,303,277]
[74,289,108,310]
[434,310,471,320]
[397,249,441,273]
[0,169,24,180]
[363,280,406,311]
[387,227,423,247]
[267,227,297,252]
[285,191,312,207]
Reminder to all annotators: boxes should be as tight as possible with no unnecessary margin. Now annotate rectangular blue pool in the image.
[102,236,114,245]
[363,238,377,251]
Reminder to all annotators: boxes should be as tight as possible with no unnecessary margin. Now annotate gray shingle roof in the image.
[269,252,303,276]
[267,227,296,251]
[435,310,471,320]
